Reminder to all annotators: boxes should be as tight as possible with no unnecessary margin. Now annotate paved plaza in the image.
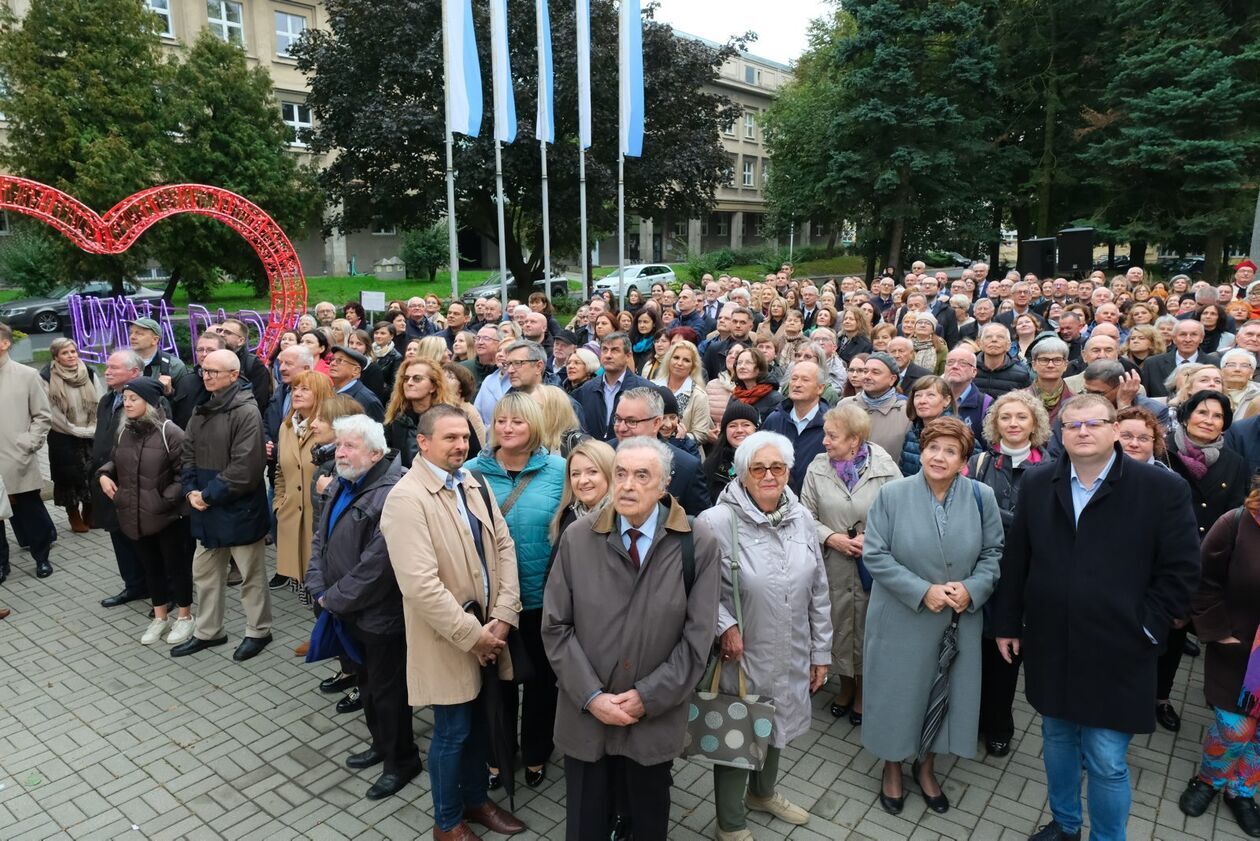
[0,479,1251,840]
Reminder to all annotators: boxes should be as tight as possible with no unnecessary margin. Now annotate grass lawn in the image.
[668,255,867,283]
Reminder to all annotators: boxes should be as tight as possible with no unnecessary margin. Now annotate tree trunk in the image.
[1107,241,1116,269]
[1129,239,1147,268]
[1203,233,1225,283]
[988,204,1003,266]
[864,247,877,285]
[886,172,912,273]
[162,267,182,301]
[1035,3,1059,237]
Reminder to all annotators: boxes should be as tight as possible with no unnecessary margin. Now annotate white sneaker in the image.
[165,616,195,645]
[141,617,171,645]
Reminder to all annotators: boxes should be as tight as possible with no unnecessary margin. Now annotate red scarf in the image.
[733,382,775,405]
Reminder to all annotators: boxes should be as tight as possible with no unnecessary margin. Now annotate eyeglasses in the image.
[945,360,976,369]
[201,368,229,378]
[749,463,788,479]
[613,414,658,428]
[218,328,243,340]
[1223,362,1254,371]
[403,374,430,384]
[1119,432,1154,444]
[1063,419,1110,432]
[504,359,540,369]
[1033,356,1067,366]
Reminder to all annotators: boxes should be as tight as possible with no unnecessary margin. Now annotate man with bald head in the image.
[175,349,274,661]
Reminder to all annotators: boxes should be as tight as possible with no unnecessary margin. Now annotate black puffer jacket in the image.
[306,454,407,635]
[973,353,1033,398]
[100,416,186,541]
[967,446,1053,531]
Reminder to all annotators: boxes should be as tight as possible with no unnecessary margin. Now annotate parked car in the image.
[0,280,165,334]
[592,264,677,295]
[1093,254,1134,272]
[460,271,569,305]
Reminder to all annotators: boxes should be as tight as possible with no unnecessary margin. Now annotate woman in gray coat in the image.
[698,431,833,841]
[862,416,1003,817]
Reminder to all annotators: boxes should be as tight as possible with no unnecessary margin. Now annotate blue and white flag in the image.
[575,0,591,149]
[444,0,482,137]
[489,0,516,142]
[535,0,554,144]
[618,0,644,157]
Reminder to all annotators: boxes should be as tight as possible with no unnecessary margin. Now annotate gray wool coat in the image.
[860,472,1004,761]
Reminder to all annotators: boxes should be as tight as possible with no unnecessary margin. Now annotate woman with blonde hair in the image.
[1122,324,1164,368]
[273,370,335,604]
[41,337,104,531]
[384,358,483,466]
[871,322,897,353]
[653,340,714,449]
[530,384,584,456]
[414,335,451,363]
[1165,364,1224,412]
[548,437,615,546]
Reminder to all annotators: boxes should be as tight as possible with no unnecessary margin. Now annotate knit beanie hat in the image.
[122,376,164,409]
[867,351,900,377]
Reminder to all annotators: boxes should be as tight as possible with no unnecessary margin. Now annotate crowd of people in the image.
[2,256,1260,841]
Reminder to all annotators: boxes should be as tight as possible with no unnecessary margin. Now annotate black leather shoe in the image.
[1179,777,1218,817]
[366,764,422,800]
[171,635,228,657]
[849,710,862,726]
[525,766,546,787]
[913,760,949,813]
[986,738,1011,757]
[829,694,852,718]
[1183,636,1201,657]
[1156,702,1182,732]
[101,589,146,608]
[320,672,358,694]
[0,564,8,585]
[268,574,292,590]
[35,560,52,578]
[346,748,383,770]
[878,788,904,815]
[233,634,272,661]
[337,687,363,713]
[487,767,502,790]
[1225,794,1260,837]
[1029,822,1081,841]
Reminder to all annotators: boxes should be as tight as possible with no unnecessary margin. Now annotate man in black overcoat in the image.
[992,394,1199,841]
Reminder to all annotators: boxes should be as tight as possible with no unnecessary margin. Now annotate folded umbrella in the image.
[464,600,517,811]
[917,611,961,762]
[304,609,363,665]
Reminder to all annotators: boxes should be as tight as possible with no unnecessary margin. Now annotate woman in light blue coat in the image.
[862,416,1003,818]
[467,391,566,789]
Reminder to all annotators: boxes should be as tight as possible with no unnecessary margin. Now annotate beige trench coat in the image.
[382,459,521,707]
[799,444,901,677]
[0,355,52,494]
[273,420,318,581]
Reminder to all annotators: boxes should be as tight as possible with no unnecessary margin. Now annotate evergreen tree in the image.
[0,0,169,292]
[1082,0,1260,278]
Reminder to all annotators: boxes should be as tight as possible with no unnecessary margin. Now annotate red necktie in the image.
[627,528,642,570]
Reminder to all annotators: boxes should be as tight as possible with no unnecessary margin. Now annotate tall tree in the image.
[1082,0,1260,278]
[0,0,169,292]
[764,0,1001,274]
[291,0,741,291]
[154,32,322,299]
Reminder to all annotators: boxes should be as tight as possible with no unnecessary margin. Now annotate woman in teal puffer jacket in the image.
[467,391,567,789]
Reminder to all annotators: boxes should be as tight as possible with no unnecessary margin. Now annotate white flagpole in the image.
[541,142,552,304]
[617,155,625,312]
[576,0,591,302]
[579,147,589,302]
[495,142,509,314]
[442,0,459,300]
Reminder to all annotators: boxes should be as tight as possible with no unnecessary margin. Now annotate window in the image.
[761,159,770,187]
[742,159,755,187]
[722,117,735,137]
[275,11,305,56]
[813,221,827,239]
[371,222,398,236]
[700,217,709,237]
[753,215,764,237]
[728,154,738,187]
[715,215,729,237]
[281,101,312,146]
[147,0,174,36]
[207,1,245,46]
[672,219,687,238]
[744,112,756,140]
[744,65,761,86]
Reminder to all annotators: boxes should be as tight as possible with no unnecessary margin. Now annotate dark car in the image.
[460,271,570,306]
[0,280,165,333]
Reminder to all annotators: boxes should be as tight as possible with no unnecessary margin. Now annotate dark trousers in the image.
[108,529,148,594]
[500,608,558,767]
[131,520,193,608]
[1157,624,1190,701]
[979,636,1022,742]
[0,490,56,568]
[564,754,672,841]
[352,628,419,774]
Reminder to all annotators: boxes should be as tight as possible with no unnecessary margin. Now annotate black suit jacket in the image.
[930,300,960,348]
[339,379,385,422]
[992,447,1199,734]
[897,363,933,394]
[1140,350,1221,398]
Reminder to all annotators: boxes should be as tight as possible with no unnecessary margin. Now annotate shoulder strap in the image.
[466,469,495,525]
[971,478,983,517]
[974,452,989,480]
[681,515,695,595]
[722,503,745,631]
[159,420,171,454]
[499,469,537,517]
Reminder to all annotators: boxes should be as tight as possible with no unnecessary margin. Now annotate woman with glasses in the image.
[384,359,484,468]
[1220,348,1260,417]
[1116,405,1168,466]
[863,417,1003,815]
[1027,338,1075,424]
[697,431,832,840]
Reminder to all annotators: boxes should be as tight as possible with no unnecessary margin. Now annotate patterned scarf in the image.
[48,361,97,427]
[860,388,899,412]
[372,342,394,359]
[831,442,870,491]
[1174,425,1222,480]
[763,492,793,527]
[733,381,775,405]
[1036,381,1065,414]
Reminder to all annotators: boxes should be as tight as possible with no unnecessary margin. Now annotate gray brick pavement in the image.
[0,492,1251,840]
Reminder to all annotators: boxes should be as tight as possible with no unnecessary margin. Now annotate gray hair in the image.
[1221,347,1257,369]
[811,327,837,344]
[1195,286,1219,304]
[732,431,795,480]
[512,305,531,317]
[283,344,315,368]
[504,339,547,363]
[110,349,143,373]
[1154,315,1178,330]
[788,359,826,385]
[949,295,970,310]
[1029,337,1070,360]
[621,386,663,418]
[333,414,387,453]
[617,435,673,492]
[1082,359,1125,387]
[980,322,1010,341]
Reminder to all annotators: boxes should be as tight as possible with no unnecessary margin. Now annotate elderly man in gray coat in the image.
[543,436,721,841]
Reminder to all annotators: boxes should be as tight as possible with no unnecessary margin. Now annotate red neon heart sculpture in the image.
[0,176,306,357]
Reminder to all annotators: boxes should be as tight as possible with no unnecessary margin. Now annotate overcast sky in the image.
[650,0,831,63]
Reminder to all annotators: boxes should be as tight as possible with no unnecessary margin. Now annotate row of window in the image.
[147,1,307,57]
[667,214,770,240]
[723,110,760,141]
[727,155,769,189]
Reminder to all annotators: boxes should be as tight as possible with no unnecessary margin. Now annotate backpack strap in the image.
[971,478,984,517]
[466,469,495,525]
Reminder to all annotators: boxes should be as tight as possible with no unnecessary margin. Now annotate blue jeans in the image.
[429,701,489,831]
[1041,716,1132,840]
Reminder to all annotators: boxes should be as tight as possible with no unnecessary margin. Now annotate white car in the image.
[592,264,676,295]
